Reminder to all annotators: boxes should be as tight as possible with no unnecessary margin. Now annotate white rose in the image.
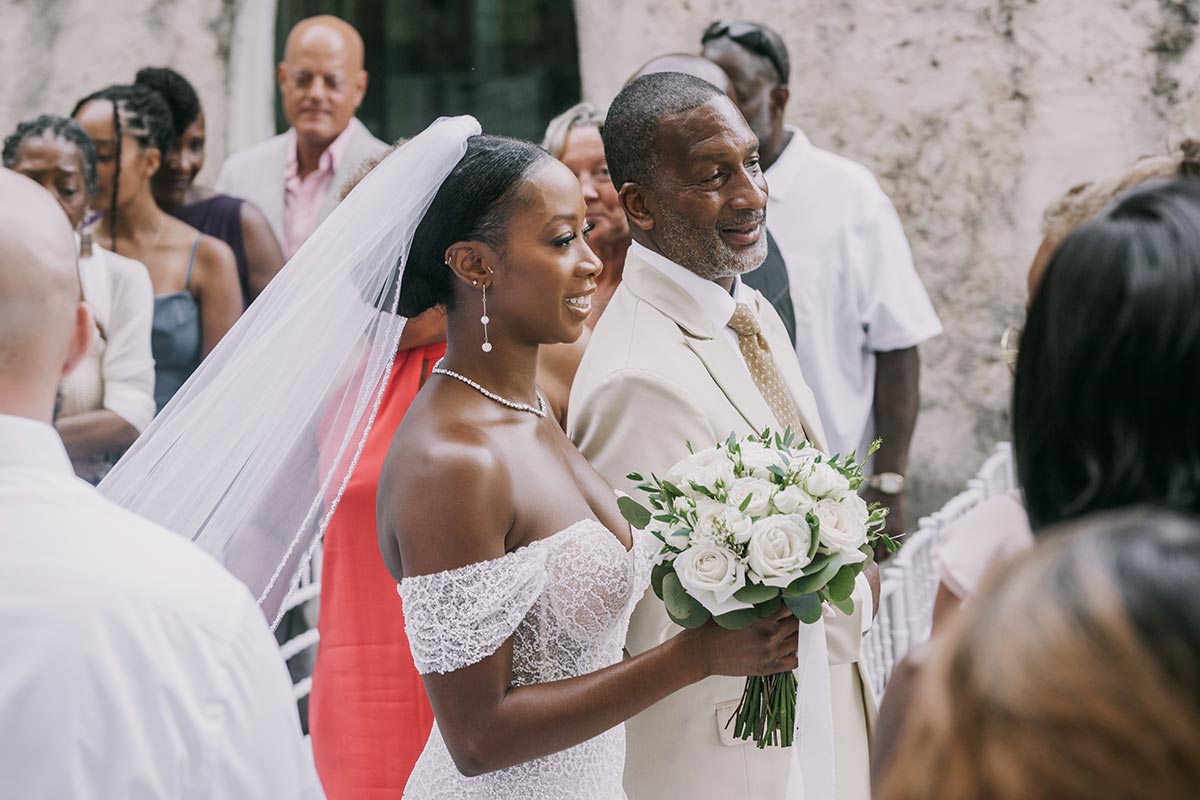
[693,505,754,545]
[835,490,871,526]
[745,515,815,587]
[673,542,753,616]
[805,463,850,498]
[772,484,816,516]
[727,477,777,519]
[671,495,697,518]
[813,498,869,564]
[737,441,787,479]
[667,447,732,487]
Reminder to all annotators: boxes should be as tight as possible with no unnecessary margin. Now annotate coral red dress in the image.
[310,341,445,798]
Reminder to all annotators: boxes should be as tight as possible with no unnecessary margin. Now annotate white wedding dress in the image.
[398,519,653,799]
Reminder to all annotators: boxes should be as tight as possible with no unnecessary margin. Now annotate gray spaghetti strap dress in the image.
[151,235,203,412]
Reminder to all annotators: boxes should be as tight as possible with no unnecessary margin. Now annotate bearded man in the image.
[568,72,877,800]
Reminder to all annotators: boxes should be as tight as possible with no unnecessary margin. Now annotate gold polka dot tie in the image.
[727,303,806,438]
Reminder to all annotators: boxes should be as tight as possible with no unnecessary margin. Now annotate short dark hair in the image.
[396,134,550,317]
[701,20,790,85]
[135,66,202,139]
[1013,177,1200,531]
[2,114,99,196]
[602,72,724,189]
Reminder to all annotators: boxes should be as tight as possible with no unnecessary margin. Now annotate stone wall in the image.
[574,0,1200,518]
[0,0,239,185]
[4,0,1199,519]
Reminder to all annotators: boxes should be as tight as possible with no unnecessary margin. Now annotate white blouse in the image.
[58,243,156,432]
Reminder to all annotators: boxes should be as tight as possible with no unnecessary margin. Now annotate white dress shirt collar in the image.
[628,240,744,330]
[0,413,73,475]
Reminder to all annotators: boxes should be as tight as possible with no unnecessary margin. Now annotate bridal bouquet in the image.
[618,429,894,748]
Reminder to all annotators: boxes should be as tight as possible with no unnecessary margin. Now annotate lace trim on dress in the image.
[397,519,630,675]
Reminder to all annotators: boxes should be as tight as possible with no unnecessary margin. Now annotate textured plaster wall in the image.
[3,0,1200,521]
[0,0,238,185]
[574,0,1200,519]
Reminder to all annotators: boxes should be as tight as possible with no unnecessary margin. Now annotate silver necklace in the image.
[431,359,547,418]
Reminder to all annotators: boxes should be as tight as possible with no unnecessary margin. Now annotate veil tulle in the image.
[100,115,482,627]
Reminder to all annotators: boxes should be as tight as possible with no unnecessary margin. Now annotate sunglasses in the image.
[702,20,788,85]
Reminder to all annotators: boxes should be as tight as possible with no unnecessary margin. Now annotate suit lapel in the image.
[623,255,782,435]
[262,135,288,244]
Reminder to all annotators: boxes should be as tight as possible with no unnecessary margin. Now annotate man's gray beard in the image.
[656,204,768,281]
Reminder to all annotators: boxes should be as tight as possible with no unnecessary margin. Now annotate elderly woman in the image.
[3,115,156,482]
[542,102,629,327]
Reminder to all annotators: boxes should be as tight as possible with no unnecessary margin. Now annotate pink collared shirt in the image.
[282,122,356,259]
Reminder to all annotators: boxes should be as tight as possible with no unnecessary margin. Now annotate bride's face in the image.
[493,160,603,345]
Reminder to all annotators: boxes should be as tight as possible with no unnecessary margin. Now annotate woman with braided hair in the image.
[3,114,156,482]
[134,67,285,306]
[73,84,242,411]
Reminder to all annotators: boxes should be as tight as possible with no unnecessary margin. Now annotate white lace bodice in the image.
[398,519,653,799]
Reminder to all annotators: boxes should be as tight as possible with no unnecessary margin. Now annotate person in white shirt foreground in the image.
[702,21,943,545]
[0,166,322,799]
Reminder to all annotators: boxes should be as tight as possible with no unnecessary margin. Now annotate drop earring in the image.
[480,283,492,353]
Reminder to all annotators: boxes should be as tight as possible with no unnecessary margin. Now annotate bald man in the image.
[0,168,323,797]
[217,14,388,258]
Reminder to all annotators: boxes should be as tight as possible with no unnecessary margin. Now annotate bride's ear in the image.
[444,242,496,288]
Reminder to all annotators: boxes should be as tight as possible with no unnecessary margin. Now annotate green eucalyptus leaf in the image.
[617,496,652,530]
[787,554,843,595]
[650,562,672,599]
[784,592,823,624]
[756,596,782,617]
[714,607,759,630]
[827,565,857,602]
[831,595,856,616]
[662,572,710,629]
[734,582,780,604]
[627,472,644,482]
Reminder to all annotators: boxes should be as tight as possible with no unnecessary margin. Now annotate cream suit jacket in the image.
[568,252,874,800]
[214,118,388,247]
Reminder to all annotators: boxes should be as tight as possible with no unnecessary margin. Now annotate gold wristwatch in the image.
[864,472,905,495]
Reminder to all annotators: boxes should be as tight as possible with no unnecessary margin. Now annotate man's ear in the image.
[354,70,368,108]
[444,241,496,289]
[769,85,790,122]
[276,62,288,91]
[619,183,655,233]
[61,302,93,380]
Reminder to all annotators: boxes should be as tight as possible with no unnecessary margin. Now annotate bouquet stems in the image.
[728,670,798,748]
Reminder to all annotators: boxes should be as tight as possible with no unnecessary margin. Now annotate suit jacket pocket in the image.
[715,699,745,747]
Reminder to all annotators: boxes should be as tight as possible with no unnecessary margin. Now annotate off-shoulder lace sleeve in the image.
[398,548,549,674]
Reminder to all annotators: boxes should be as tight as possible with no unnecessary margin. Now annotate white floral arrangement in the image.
[618,428,894,748]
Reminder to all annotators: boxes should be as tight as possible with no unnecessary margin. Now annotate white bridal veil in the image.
[101,115,482,626]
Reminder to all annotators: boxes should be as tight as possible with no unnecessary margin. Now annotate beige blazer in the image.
[569,252,874,800]
[214,118,389,247]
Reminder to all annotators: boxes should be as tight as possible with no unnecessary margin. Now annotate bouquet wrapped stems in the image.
[730,671,798,748]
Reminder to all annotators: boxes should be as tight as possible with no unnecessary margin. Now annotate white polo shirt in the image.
[0,414,323,799]
[766,127,942,459]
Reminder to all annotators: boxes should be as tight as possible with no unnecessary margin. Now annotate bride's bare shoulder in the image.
[377,403,515,579]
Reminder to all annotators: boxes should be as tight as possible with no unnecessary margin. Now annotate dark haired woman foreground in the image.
[879,508,1200,799]
[134,67,285,305]
[73,84,242,411]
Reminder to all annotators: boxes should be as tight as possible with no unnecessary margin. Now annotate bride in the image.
[101,117,798,798]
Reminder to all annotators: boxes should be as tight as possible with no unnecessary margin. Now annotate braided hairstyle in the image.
[2,114,100,197]
[134,66,202,139]
[71,84,175,253]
